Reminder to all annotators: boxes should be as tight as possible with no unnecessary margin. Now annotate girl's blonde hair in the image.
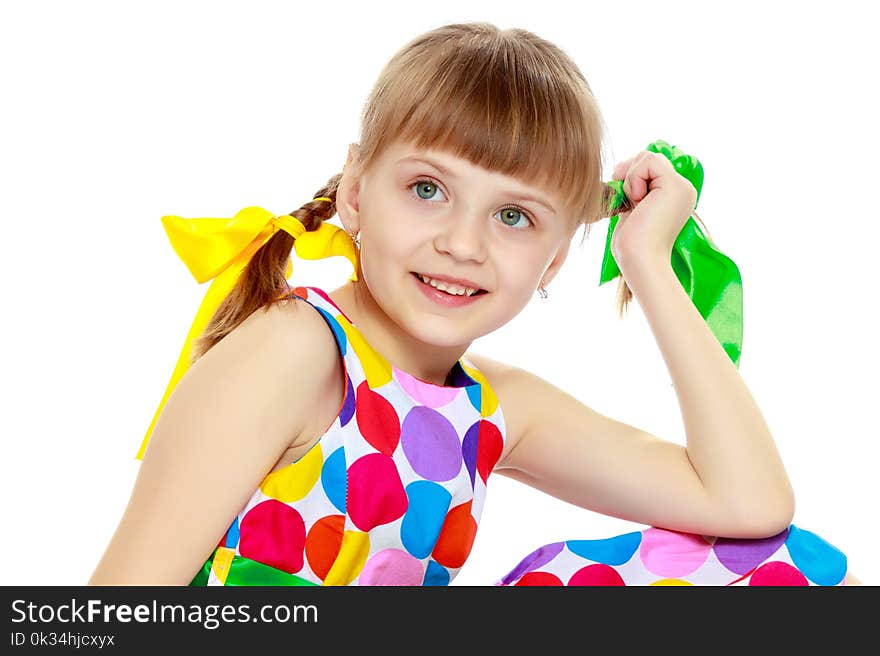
[193,21,629,361]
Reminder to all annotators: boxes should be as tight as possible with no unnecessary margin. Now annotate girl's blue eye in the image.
[409,178,534,229]
[414,180,442,200]
[496,207,532,230]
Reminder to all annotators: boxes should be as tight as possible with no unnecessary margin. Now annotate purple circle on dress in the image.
[340,374,355,427]
[461,421,481,487]
[498,542,565,585]
[714,526,789,575]
[400,406,463,482]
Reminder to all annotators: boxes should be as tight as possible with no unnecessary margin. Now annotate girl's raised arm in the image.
[88,299,341,585]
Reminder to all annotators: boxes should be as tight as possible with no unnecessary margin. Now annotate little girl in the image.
[88,21,855,586]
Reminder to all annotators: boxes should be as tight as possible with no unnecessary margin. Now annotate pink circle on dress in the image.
[347,453,408,532]
[238,499,306,574]
[639,527,713,578]
[394,366,460,407]
[359,548,425,585]
[568,563,626,586]
[748,561,809,586]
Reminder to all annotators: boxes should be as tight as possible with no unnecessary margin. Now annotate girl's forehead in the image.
[378,139,466,167]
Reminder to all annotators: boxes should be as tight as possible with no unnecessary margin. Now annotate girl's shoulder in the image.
[265,296,348,448]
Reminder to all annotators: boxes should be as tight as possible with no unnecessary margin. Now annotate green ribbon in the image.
[599,139,743,369]
[190,548,319,586]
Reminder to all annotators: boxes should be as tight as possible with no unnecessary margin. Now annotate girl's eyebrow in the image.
[396,155,557,215]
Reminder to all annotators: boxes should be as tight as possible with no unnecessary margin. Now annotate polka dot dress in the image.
[191,286,505,586]
[190,285,850,587]
[495,524,849,586]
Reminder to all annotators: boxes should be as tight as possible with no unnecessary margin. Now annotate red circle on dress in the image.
[432,500,477,568]
[356,381,401,456]
[476,420,503,484]
[305,514,345,581]
[514,571,564,586]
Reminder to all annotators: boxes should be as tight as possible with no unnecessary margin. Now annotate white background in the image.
[1,0,877,586]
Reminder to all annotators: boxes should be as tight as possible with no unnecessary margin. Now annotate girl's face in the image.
[338,138,578,348]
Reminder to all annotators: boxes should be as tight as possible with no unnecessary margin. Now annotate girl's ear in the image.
[346,142,360,168]
[337,143,362,234]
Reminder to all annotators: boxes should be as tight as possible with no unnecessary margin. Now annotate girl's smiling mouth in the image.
[411,272,488,306]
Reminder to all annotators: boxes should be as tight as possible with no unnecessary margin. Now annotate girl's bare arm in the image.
[474,254,794,541]
[88,299,340,585]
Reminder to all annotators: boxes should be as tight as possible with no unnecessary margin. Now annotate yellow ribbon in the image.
[134,204,359,460]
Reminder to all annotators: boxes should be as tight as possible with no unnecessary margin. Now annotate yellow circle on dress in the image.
[323,530,371,586]
[649,578,693,585]
[337,315,392,388]
[460,362,498,416]
[259,442,323,503]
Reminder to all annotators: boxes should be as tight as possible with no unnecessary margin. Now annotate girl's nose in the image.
[434,211,488,263]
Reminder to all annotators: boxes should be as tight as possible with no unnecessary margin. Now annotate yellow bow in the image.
[134,205,359,460]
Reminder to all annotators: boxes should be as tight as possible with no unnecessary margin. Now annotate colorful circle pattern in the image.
[498,524,848,586]
[203,286,504,586]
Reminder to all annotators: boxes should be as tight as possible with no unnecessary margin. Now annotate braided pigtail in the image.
[191,172,343,361]
[615,273,634,319]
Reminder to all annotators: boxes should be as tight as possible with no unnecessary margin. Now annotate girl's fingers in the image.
[623,152,651,203]
[614,152,651,203]
[623,150,662,203]
[611,155,636,181]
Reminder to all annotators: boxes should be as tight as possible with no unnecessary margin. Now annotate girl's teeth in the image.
[418,274,476,296]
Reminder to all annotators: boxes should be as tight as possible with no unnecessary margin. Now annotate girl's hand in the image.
[610,150,698,267]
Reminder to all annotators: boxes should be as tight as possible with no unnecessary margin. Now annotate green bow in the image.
[598,140,743,368]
